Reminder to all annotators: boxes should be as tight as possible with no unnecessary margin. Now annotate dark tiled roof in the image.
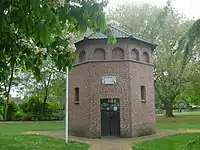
[74,24,156,47]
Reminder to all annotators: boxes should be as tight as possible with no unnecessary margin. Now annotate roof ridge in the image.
[83,31,95,38]
[108,24,132,36]
[73,24,156,47]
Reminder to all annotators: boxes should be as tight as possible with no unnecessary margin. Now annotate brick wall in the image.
[69,39,156,137]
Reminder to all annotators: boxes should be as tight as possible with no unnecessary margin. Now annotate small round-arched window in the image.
[143,52,150,63]
[131,49,139,61]
[93,48,106,60]
[79,51,86,63]
[112,47,124,60]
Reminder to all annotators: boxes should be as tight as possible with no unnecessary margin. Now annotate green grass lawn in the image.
[156,114,200,129]
[0,122,89,150]
[133,112,200,150]
[173,111,200,116]
[133,133,200,150]
[1,111,200,150]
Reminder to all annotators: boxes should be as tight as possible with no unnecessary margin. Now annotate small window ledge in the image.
[141,100,147,103]
[74,101,80,104]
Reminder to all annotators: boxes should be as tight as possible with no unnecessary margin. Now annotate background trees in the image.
[1,0,200,119]
[0,0,111,120]
[109,3,200,116]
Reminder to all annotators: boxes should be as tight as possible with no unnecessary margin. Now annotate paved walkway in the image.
[25,129,200,150]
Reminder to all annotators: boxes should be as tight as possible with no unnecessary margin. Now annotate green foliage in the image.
[0,97,4,116]
[179,19,200,69]
[18,95,64,121]
[184,138,200,150]
[48,78,66,103]
[7,100,17,121]
[46,101,61,114]
[12,109,26,121]
[109,3,197,117]
[0,0,111,120]
[19,95,43,120]
[0,115,3,121]
[0,0,110,78]
[181,64,200,105]
[25,95,43,120]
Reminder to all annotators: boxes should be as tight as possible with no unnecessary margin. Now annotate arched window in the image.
[79,51,86,63]
[112,47,124,60]
[143,52,150,63]
[93,48,106,60]
[132,49,139,61]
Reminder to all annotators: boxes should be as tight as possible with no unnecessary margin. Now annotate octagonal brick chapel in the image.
[68,25,157,138]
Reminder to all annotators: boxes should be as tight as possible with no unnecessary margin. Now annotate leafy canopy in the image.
[0,0,110,80]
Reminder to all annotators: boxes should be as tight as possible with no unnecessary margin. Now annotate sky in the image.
[108,0,200,19]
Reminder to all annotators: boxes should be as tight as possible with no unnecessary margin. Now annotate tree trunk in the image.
[42,73,52,116]
[4,96,9,120]
[165,101,174,117]
[3,62,14,120]
[42,94,47,115]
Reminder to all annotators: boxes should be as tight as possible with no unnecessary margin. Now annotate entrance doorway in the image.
[100,99,120,137]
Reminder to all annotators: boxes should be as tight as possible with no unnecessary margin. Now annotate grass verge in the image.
[133,133,200,150]
[0,122,89,150]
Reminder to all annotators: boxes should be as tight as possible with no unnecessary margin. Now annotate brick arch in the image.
[143,51,150,63]
[112,47,124,60]
[93,48,106,60]
[131,49,139,61]
[79,50,86,63]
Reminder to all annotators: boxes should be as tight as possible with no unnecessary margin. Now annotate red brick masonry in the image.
[69,39,156,138]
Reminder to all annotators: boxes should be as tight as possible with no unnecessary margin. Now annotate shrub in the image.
[19,95,43,120]
[0,106,4,117]
[0,115,3,121]
[51,111,65,120]
[12,109,26,121]
[0,97,5,117]
[19,100,28,113]
[19,95,64,121]
[46,101,61,114]
[7,100,17,120]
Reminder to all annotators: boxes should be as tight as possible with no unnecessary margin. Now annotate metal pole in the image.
[65,67,69,144]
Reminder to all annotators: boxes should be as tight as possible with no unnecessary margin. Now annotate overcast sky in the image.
[108,0,200,19]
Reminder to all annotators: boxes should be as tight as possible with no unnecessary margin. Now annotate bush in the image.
[51,111,65,120]
[18,95,64,121]
[12,109,26,121]
[0,97,5,117]
[0,115,3,121]
[19,95,43,120]
[46,101,61,114]
[7,100,17,120]
[0,106,4,117]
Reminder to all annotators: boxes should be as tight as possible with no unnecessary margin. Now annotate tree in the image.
[109,3,195,117]
[35,57,66,115]
[181,63,200,106]
[0,66,21,120]
[0,0,111,120]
